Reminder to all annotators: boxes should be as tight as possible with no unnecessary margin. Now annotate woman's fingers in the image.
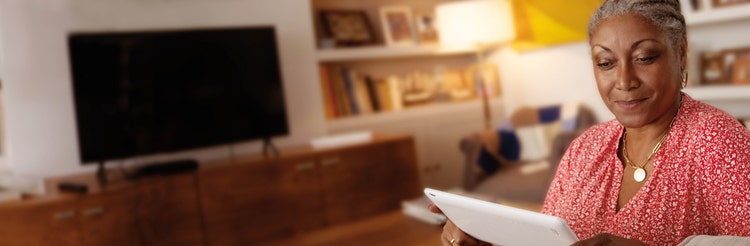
[433,204,490,246]
[441,219,487,246]
[428,203,443,214]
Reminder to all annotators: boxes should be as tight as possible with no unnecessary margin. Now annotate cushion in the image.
[475,102,590,174]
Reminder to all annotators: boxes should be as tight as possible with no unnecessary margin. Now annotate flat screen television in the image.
[68,26,289,163]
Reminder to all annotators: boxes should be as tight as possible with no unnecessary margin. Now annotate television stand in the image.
[262,137,279,157]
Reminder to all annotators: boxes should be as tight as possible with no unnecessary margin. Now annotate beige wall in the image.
[0,0,325,176]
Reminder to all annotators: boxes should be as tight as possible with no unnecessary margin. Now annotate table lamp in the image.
[436,0,515,130]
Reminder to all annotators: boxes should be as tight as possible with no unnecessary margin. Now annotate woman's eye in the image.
[597,61,613,68]
[635,55,658,64]
[637,57,653,62]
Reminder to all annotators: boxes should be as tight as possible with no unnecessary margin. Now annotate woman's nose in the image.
[615,63,639,91]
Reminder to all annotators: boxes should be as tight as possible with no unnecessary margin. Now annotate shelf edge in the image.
[316,45,474,62]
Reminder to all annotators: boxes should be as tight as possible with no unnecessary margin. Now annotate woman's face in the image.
[590,13,684,128]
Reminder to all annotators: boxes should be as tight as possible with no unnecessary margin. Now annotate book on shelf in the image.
[329,65,352,117]
[374,77,395,111]
[351,70,374,114]
[364,75,380,112]
[385,76,404,111]
[318,64,338,119]
[341,67,361,115]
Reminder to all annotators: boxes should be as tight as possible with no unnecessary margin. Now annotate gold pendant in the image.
[633,167,646,182]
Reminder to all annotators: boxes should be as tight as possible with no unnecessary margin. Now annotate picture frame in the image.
[722,47,750,84]
[731,58,750,84]
[689,0,703,10]
[379,6,417,46]
[712,0,750,8]
[319,10,375,47]
[414,11,439,45]
[700,51,726,85]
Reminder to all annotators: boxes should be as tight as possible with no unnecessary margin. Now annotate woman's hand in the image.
[572,233,648,246]
[428,204,492,246]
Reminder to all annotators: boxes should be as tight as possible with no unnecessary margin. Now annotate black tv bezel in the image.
[67,26,290,164]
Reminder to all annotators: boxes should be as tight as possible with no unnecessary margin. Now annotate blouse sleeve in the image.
[697,118,750,236]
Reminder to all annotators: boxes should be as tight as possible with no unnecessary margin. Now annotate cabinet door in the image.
[0,199,81,246]
[276,154,325,234]
[319,142,402,224]
[77,189,141,246]
[136,173,205,246]
[199,160,297,245]
[382,138,422,201]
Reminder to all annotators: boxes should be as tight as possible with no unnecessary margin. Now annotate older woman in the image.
[433,0,750,245]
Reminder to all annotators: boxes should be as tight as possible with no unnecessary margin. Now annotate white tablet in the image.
[424,188,578,246]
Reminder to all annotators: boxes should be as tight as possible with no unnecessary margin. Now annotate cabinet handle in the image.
[295,162,316,171]
[82,207,104,216]
[321,157,341,166]
[53,210,75,220]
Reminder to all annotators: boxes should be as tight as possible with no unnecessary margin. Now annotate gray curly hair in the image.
[588,0,687,56]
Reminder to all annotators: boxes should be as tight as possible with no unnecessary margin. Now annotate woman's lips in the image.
[615,98,647,110]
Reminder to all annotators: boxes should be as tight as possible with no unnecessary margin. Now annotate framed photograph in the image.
[713,0,750,8]
[379,6,417,46]
[414,11,439,45]
[689,0,703,10]
[722,47,750,84]
[700,51,726,85]
[731,58,750,84]
[319,10,375,47]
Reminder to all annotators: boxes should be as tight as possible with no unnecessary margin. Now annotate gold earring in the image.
[681,72,688,89]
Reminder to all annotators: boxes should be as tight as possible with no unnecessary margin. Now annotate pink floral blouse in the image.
[542,95,750,245]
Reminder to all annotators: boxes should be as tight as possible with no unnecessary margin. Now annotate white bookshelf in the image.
[679,0,750,118]
[684,85,750,118]
[684,85,750,101]
[681,0,750,26]
[310,0,499,189]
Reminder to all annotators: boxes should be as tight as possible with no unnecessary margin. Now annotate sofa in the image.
[459,103,597,204]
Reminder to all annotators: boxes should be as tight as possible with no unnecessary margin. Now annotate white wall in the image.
[0,0,326,176]
[490,42,614,122]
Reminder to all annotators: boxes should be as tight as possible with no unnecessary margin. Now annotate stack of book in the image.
[319,64,404,120]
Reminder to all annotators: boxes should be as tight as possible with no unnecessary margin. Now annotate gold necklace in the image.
[622,114,677,182]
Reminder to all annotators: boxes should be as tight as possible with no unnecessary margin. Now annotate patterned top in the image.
[541,94,750,245]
